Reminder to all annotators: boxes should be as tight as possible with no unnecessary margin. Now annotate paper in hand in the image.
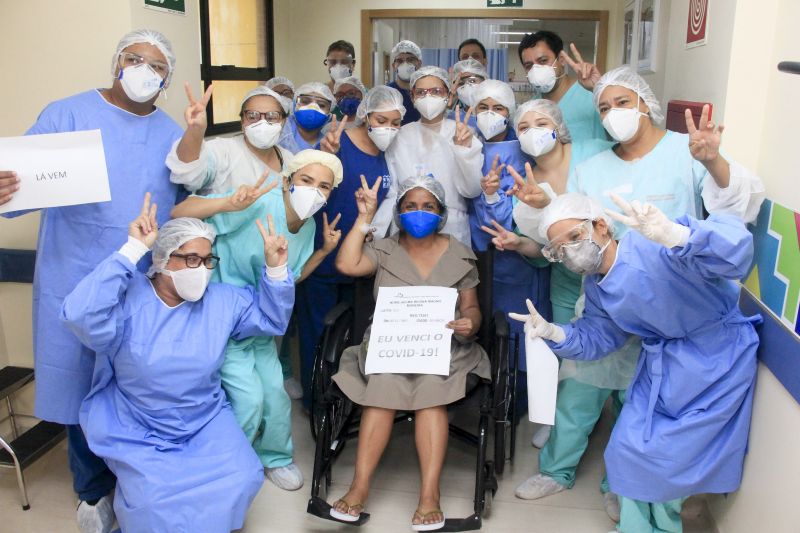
[526,336,559,425]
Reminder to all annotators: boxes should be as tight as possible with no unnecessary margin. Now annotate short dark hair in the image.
[517,31,564,63]
[326,40,355,59]
[457,38,487,59]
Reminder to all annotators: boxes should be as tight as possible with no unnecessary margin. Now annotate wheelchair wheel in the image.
[481,462,495,519]
[310,307,354,440]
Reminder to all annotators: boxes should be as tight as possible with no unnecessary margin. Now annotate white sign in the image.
[366,286,458,376]
[0,130,111,214]
[526,337,559,425]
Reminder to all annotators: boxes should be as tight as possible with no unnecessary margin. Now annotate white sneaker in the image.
[265,462,304,491]
[76,494,115,533]
[531,425,552,448]
[514,473,566,500]
[604,491,621,522]
[283,377,303,400]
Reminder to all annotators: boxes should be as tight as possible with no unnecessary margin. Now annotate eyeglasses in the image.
[335,89,361,101]
[118,51,169,78]
[412,87,448,98]
[170,253,220,269]
[296,94,331,111]
[241,109,284,124]
[458,76,484,86]
[323,57,354,67]
[541,220,592,262]
[276,88,294,99]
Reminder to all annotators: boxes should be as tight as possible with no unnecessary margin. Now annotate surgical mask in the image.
[289,185,327,219]
[294,104,329,130]
[456,84,477,108]
[244,119,282,149]
[396,62,416,82]
[527,62,561,94]
[476,111,508,140]
[519,127,558,157]
[602,105,647,143]
[398,210,442,239]
[414,95,448,120]
[329,64,352,81]
[118,64,164,103]
[561,238,610,276]
[338,97,361,117]
[367,126,399,151]
[163,266,212,302]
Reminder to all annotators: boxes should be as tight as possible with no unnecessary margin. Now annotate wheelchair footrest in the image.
[0,421,66,468]
[307,496,371,526]
[438,513,482,532]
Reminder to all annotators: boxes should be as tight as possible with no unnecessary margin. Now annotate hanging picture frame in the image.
[686,0,710,49]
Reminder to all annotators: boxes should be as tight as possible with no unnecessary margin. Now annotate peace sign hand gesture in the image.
[226,172,277,212]
[507,163,551,209]
[605,193,689,249]
[453,105,475,148]
[481,155,505,196]
[508,299,566,343]
[255,214,289,268]
[355,174,383,218]
[559,43,602,91]
[321,115,348,154]
[321,212,343,253]
[129,193,159,249]
[480,219,521,252]
[686,104,723,163]
[184,82,214,132]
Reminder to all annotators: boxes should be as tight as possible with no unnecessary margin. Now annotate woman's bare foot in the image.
[412,495,444,527]
[332,486,368,518]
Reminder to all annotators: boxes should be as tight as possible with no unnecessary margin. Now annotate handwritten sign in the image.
[366,286,458,376]
[0,130,111,214]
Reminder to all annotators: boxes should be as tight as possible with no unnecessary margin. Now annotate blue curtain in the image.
[421,48,508,81]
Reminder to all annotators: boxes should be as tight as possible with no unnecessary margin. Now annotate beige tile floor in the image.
[0,403,717,533]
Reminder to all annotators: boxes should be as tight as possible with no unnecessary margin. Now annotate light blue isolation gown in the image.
[2,89,184,424]
[278,115,324,154]
[555,82,607,144]
[62,251,294,533]
[550,214,760,503]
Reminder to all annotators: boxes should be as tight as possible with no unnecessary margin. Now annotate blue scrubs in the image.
[388,81,420,125]
[2,89,184,500]
[555,82,607,143]
[551,215,759,528]
[62,251,293,533]
[296,132,391,408]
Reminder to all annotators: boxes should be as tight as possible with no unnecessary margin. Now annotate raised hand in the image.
[321,212,342,253]
[452,105,475,147]
[184,82,214,131]
[605,193,689,249]
[559,43,602,91]
[129,192,158,248]
[255,214,289,267]
[508,298,566,343]
[480,219,521,252]
[355,174,382,217]
[481,155,505,196]
[507,163,551,208]
[0,170,20,206]
[320,115,348,154]
[446,317,474,337]
[226,171,277,212]
[686,104,723,162]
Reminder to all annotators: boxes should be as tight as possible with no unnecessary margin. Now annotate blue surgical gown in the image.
[62,251,294,533]
[2,90,184,424]
[550,214,760,502]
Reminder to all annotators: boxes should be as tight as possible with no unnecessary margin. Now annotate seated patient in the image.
[60,195,294,533]
[330,174,491,531]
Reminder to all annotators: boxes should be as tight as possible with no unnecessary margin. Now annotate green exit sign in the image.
[143,0,186,15]
[487,0,523,6]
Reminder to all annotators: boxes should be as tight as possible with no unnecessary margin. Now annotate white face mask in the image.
[289,185,327,219]
[163,266,212,302]
[119,64,164,103]
[476,111,508,140]
[367,126,400,151]
[456,84,477,108]
[329,64,352,81]
[519,127,558,157]
[414,95,448,120]
[244,119,282,149]
[527,62,561,94]
[602,105,648,143]
[396,62,416,82]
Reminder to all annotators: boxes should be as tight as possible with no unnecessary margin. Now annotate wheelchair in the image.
[306,249,520,531]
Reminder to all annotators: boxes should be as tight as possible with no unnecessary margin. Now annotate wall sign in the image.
[686,0,709,48]
[487,0,523,7]
[143,0,186,16]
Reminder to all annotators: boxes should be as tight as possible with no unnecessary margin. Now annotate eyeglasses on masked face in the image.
[296,94,332,112]
[118,51,169,78]
[240,109,284,124]
[169,253,220,269]
[412,86,448,99]
[541,220,594,262]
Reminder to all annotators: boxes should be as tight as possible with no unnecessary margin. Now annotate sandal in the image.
[411,508,446,531]
[329,498,365,523]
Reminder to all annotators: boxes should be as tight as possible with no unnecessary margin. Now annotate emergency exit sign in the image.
[143,0,186,15]
[487,0,523,6]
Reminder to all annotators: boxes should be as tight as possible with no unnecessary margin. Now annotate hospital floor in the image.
[0,402,717,533]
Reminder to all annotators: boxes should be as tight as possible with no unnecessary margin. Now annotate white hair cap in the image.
[451,58,489,83]
[472,79,516,116]
[295,82,336,107]
[593,65,665,126]
[390,40,422,63]
[538,193,611,243]
[355,85,406,125]
[147,217,216,277]
[393,173,448,232]
[265,76,295,93]
[410,66,452,91]
[112,29,176,86]
[513,99,572,143]
[282,149,344,188]
[240,86,291,115]
[333,76,368,97]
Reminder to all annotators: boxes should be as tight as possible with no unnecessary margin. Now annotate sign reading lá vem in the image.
[143,0,186,15]
[487,0,523,6]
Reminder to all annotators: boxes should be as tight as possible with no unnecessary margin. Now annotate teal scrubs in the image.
[205,184,316,467]
[556,82,607,144]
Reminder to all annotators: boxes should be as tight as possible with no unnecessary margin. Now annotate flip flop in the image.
[411,508,446,531]
[329,498,365,523]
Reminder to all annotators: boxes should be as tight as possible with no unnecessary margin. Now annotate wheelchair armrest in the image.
[323,301,353,327]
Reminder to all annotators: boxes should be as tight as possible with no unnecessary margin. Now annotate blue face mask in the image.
[399,210,442,239]
[338,97,361,117]
[294,106,329,130]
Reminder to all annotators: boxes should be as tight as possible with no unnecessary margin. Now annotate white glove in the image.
[509,299,566,344]
[606,193,690,249]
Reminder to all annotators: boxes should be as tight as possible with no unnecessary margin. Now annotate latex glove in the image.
[606,193,690,249]
[509,299,566,344]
